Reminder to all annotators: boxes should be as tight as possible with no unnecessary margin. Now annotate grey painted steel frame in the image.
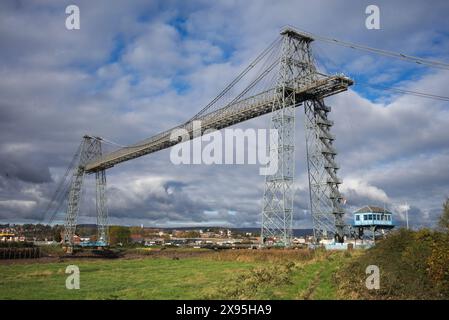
[304,99,345,242]
[95,169,108,244]
[63,136,109,246]
[62,29,352,248]
[261,31,317,246]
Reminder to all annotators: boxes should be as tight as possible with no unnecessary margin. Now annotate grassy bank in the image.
[0,249,350,300]
[336,229,449,299]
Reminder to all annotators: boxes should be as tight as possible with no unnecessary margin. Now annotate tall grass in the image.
[335,228,449,299]
[202,248,316,263]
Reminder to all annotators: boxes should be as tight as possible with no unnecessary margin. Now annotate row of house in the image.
[0,233,26,242]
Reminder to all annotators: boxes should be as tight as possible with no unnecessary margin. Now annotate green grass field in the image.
[0,249,350,300]
[2,229,447,300]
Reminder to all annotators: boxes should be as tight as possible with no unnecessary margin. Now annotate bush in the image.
[335,228,449,299]
[210,262,295,299]
[108,226,131,245]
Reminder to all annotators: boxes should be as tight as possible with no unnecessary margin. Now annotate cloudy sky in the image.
[0,0,448,229]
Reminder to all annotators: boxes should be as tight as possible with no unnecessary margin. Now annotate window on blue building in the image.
[368,214,372,220]
[356,215,360,221]
[364,214,367,220]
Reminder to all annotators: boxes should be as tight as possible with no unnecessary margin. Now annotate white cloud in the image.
[341,178,389,204]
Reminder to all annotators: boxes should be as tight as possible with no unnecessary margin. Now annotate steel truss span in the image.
[62,28,352,247]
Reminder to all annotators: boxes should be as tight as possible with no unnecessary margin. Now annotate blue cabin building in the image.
[353,205,394,227]
[353,205,394,241]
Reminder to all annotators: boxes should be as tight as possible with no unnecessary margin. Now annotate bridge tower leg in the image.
[261,30,317,247]
[63,135,105,250]
[95,169,109,244]
[63,165,85,252]
[304,99,345,243]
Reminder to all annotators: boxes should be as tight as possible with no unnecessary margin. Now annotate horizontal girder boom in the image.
[84,75,353,173]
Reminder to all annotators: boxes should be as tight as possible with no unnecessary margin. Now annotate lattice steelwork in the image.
[63,165,85,246]
[83,30,352,174]
[95,168,108,244]
[261,30,318,246]
[60,28,352,250]
[63,136,107,246]
[304,99,345,242]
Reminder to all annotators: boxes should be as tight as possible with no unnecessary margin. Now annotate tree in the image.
[53,226,62,242]
[438,197,449,232]
[129,226,144,236]
[109,226,131,245]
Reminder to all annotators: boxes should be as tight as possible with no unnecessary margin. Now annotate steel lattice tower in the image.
[261,30,318,246]
[304,99,345,242]
[95,169,108,244]
[63,135,109,248]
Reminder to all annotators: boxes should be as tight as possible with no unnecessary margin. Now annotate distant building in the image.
[353,205,394,242]
[144,238,164,246]
[200,232,215,238]
[353,205,394,227]
[130,234,144,243]
[0,233,17,242]
[292,237,306,244]
[73,235,81,244]
[172,230,184,237]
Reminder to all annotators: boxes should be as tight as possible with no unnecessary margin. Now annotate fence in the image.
[0,247,41,259]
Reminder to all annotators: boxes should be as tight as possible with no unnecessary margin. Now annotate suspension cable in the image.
[285,26,449,70]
